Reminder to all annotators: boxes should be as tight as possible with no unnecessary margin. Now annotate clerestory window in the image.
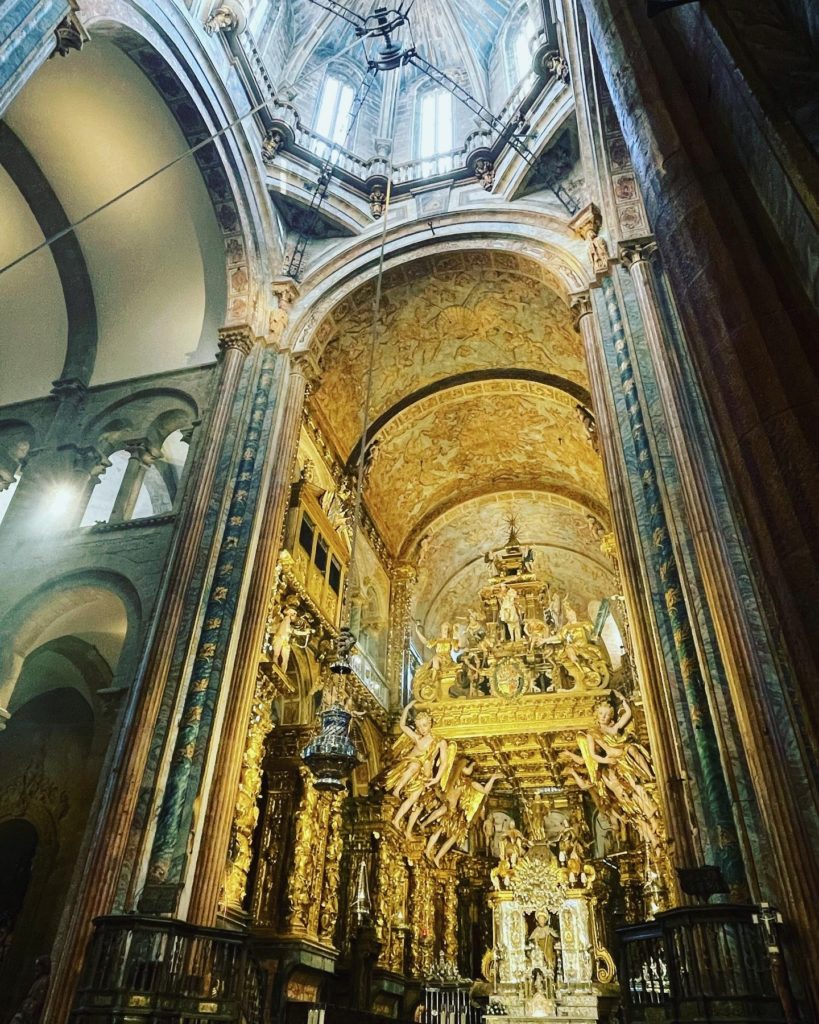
[315,74,355,147]
[417,88,454,174]
[509,10,535,87]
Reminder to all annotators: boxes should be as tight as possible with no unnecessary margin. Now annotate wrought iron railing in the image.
[618,905,784,1023]
[71,915,263,1023]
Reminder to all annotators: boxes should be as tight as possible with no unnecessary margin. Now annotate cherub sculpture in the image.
[270,607,311,672]
[559,692,662,853]
[552,621,610,690]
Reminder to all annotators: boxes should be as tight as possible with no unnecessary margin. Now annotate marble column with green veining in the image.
[142,346,281,907]
[596,273,746,897]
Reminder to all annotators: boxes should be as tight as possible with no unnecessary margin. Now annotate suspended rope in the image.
[339,64,400,633]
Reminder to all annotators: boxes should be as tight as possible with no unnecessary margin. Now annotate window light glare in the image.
[47,483,77,519]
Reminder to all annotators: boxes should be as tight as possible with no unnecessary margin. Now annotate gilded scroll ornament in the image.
[287,770,322,932]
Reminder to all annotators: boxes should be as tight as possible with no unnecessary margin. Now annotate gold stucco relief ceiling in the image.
[363,380,607,553]
[311,252,587,459]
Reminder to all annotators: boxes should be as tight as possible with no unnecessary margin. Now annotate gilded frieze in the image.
[363,382,607,552]
[313,261,587,459]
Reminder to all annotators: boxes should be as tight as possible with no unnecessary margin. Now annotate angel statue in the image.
[412,620,458,699]
[382,701,449,830]
[587,691,653,781]
[490,827,530,890]
[423,760,502,866]
[559,692,661,853]
[552,621,610,690]
[269,607,311,672]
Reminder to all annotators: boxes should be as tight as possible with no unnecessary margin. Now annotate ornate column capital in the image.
[569,291,594,331]
[203,2,244,35]
[267,278,300,349]
[570,204,611,279]
[218,324,255,358]
[473,158,495,192]
[569,203,602,239]
[619,238,659,270]
[63,444,110,480]
[392,562,418,587]
[124,437,161,466]
[179,422,199,447]
[289,350,320,394]
[262,128,286,165]
[272,277,300,308]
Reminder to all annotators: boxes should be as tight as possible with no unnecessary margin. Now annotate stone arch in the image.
[82,2,265,329]
[1,0,272,403]
[86,388,199,455]
[279,644,318,726]
[0,122,98,387]
[8,635,113,717]
[0,417,36,453]
[0,571,141,718]
[285,221,588,360]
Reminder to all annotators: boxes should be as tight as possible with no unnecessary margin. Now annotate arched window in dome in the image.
[314,73,355,149]
[507,6,536,88]
[417,87,454,174]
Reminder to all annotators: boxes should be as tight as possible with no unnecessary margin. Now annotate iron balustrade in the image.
[71,915,263,1023]
[618,905,784,1023]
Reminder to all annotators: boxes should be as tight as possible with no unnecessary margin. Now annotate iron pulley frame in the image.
[285,1,576,279]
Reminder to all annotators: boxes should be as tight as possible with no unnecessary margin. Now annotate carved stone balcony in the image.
[71,915,263,1023]
[618,905,785,1023]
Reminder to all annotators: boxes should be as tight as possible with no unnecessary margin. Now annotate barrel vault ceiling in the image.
[308,249,614,630]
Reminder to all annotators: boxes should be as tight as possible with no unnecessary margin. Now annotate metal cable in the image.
[339,64,401,631]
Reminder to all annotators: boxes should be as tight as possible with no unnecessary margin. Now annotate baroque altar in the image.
[375,520,668,1023]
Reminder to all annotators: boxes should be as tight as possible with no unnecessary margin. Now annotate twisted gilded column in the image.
[220,670,277,914]
[620,240,819,971]
[571,294,696,889]
[409,859,435,978]
[318,792,345,946]
[374,827,408,973]
[188,314,309,924]
[44,326,256,1023]
[442,874,458,965]
[386,563,417,707]
[285,768,338,940]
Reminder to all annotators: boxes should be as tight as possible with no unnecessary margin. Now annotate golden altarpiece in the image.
[220,454,667,1022]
